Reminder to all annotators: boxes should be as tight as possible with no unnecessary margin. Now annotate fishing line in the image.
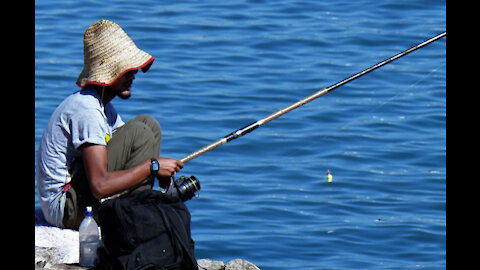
[180,32,446,164]
[360,62,445,119]
[276,61,446,168]
[232,61,445,189]
[233,61,447,183]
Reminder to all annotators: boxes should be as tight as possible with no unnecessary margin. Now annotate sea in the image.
[35,1,446,269]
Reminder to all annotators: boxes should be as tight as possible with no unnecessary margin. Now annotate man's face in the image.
[111,69,138,100]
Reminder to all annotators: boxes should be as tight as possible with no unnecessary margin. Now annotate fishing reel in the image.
[163,175,201,202]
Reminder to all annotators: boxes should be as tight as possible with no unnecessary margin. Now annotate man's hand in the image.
[156,157,183,178]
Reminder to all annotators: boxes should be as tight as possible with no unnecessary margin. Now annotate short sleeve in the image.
[112,111,125,132]
[70,109,108,149]
[105,103,124,132]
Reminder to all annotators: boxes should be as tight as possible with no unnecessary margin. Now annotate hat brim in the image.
[76,56,155,88]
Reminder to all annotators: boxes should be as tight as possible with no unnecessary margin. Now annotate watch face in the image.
[151,159,159,171]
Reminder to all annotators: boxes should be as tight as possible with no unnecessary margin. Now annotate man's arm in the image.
[80,143,183,199]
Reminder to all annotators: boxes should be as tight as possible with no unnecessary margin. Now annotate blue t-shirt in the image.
[36,87,124,227]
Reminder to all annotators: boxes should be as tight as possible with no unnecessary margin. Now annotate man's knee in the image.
[134,114,161,136]
[128,120,157,144]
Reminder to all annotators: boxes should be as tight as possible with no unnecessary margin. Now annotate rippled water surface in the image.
[35,1,446,269]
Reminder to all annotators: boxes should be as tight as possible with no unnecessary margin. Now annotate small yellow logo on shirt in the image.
[105,133,111,143]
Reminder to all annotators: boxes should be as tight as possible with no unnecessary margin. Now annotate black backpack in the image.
[95,188,197,270]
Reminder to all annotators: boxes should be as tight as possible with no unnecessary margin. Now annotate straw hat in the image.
[76,20,155,88]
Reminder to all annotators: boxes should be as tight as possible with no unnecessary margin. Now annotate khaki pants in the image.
[63,114,162,230]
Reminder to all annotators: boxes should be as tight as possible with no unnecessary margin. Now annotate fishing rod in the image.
[100,32,445,202]
[180,31,446,164]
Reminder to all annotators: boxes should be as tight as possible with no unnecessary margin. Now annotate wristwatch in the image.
[150,158,160,176]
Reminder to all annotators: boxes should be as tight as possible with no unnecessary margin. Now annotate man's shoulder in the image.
[42,90,104,135]
[54,89,104,121]
[65,88,102,109]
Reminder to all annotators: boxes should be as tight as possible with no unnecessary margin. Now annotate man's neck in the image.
[92,85,116,106]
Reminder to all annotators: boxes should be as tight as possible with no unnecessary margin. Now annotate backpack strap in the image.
[155,204,197,269]
[169,209,197,268]
[154,204,185,263]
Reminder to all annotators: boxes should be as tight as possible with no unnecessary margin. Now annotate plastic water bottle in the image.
[79,206,100,267]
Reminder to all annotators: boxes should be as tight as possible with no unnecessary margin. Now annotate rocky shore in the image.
[35,226,260,270]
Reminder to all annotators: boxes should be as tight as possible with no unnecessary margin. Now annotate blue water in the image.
[35,1,446,269]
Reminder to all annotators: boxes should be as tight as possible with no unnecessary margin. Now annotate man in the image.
[36,19,184,229]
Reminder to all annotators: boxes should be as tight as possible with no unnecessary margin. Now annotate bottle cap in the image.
[86,206,93,216]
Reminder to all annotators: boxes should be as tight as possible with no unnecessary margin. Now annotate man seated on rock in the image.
[36,20,184,230]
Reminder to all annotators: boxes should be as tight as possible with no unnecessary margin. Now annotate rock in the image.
[226,259,260,270]
[197,258,225,270]
[35,226,260,270]
[35,226,79,265]
[196,258,261,270]
[35,260,85,270]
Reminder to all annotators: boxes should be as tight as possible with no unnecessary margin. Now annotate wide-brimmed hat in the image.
[76,20,154,88]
